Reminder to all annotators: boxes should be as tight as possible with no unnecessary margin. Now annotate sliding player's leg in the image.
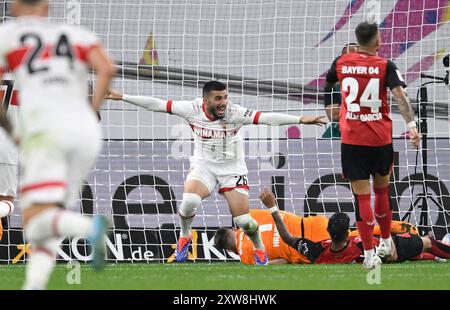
[176,163,214,262]
[0,196,15,218]
[0,127,18,240]
[0,163,18,241]
[222,189,268,265]
[352,179,381,268]
[421,235,450,259]
[0,195,14,242]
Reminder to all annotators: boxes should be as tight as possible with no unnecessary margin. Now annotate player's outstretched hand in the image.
[105,89,123,101]
[300,115,327,126]
[259,187,277,208]
[409,127,421,149]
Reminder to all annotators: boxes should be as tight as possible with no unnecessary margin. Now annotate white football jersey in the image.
[167,98,261,164]
[0,72,19,165]
[0,16,100,136]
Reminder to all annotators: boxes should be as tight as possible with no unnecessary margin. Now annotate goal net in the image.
[1,0,449,263]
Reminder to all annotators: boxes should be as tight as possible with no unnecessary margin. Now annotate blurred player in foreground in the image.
[0,0,115,289]
[258,188,449,265]
[325,21,420,268]
[106,81,326,265]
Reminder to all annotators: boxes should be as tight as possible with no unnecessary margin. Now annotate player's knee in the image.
[0,200,14,216]
[179,193,202,218]
[233,214,258,235]
[24,208,59,244]
[7,201,14,215]
[32,238,59,255]
[421,236,432,251]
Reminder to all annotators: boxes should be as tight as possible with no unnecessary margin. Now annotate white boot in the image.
[376,237,393,258]
[363,250,382,269]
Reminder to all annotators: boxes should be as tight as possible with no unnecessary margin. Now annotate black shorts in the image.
[341,143,394,180]
[392,234,424,263]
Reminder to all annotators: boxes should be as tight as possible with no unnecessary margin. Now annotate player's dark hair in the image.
[327,212,350,243]
[355,22,379,47]
[213,227,232,250]
[202,81,227,97]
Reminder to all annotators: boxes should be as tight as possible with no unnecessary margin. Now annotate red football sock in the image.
[411,253,435,261]
[428,238,450,259]
[374,186,392,239]
[355,193,375,251]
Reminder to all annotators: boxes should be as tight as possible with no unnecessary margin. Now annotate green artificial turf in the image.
[1,261,449,290]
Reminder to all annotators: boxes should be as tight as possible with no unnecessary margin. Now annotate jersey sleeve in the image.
[386,60,407,90]
[78,26,101,48]
[325,56,340,86]
[169,100,196,119]
[74,27,102,62]
[228,102,261,125]
[294,238,324,263]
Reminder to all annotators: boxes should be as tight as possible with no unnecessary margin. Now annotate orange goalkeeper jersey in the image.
[236,209,330,264]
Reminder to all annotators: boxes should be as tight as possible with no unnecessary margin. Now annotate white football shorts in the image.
[186,157,249,196]
[20,121,101,210]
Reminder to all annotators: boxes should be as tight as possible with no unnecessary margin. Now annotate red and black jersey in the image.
[326,52,406,146]
[295,236,380,264]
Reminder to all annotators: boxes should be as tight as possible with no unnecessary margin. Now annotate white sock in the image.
[23,239,58,290]
[180,216,194,238]
[178,193,201,238]
[381,237,391,246]
[0,200,14,218]
[364,249,375,258]
[233,214,265,251]
[247,228,265,251]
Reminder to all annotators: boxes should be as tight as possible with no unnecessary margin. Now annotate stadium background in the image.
[0,0,449,263]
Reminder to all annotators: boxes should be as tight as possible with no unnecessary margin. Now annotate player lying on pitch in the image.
[258,188,450,265]
[214,208,331,264]
[106,81,326,265]
[213,189,437,264]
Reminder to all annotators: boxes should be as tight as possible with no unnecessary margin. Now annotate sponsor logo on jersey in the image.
[243,109,253,117]
[190,124,239,139]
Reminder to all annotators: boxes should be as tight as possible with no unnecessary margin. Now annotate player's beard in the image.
[209,106,225,119]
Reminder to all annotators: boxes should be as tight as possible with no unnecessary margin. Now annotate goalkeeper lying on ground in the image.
[258,188,450,265]
[214,188,450,264]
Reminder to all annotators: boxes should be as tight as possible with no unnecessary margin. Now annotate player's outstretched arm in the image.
[259,187,298,248]
[269,258,289,265]
[257,113,327,126]
[87,46,116,113]
[106,89,168,113]
[391,86,421,148]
